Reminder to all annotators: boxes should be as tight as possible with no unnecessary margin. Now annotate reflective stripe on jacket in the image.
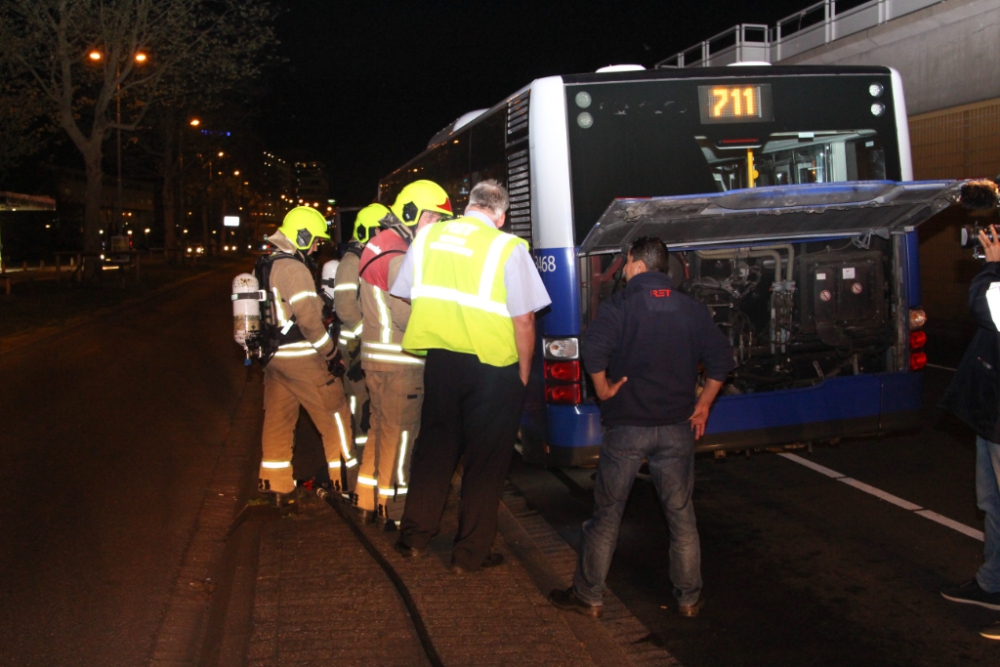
[265,232,335,360]
[402,216,527,367]
[359,227,424,370]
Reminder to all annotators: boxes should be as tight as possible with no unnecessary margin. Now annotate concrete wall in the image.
[781,1,1000,323]
[782,0,1000,116]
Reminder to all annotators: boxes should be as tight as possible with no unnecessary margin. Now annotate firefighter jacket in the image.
[265,231,337,362]
[359,221,424,371]
[334,244,364,347]
[402,215,527,367]
[941,261,1000,442]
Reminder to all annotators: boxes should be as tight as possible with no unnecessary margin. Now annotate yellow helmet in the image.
[390,180,453,227]
[353,203,389,244]
[279,206,330,250]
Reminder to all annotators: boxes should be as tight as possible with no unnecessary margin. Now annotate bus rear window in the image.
[698,130,886,191]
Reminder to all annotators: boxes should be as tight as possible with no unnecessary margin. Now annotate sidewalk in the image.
[246,474,681,667]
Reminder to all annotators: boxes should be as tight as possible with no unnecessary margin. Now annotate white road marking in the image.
[838,477,923,511]
[779,453,983,542]
[915,510,985,541]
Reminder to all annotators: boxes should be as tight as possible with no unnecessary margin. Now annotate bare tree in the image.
[0,0,277,278]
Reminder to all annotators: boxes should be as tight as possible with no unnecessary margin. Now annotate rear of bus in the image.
[522,65,945,467]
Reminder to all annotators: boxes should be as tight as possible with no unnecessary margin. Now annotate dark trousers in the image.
[399,349,526,570]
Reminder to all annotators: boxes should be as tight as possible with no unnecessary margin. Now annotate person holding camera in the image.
[940,221,1000,640]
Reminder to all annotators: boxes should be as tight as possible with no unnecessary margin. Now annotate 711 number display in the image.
[698,83,773,124]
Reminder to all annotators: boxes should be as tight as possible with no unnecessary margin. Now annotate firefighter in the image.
[334,203,387,439]
[258,206,357,503]
[354,180,453,527]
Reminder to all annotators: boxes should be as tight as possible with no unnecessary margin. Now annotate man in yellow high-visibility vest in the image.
[389,180,551,573]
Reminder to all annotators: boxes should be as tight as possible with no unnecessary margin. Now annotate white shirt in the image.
[390,212,551,317]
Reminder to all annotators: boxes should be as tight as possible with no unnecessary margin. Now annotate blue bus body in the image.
[379,65,953,467]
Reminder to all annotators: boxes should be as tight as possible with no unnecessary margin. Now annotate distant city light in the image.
[189,119,200,127]
[134,52,147,63]
[88,51,102,61]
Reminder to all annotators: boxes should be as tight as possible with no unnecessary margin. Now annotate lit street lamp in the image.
[87,49,148,235]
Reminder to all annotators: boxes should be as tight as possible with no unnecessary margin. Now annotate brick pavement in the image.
[247,474,682,667]
[246,489,594,666]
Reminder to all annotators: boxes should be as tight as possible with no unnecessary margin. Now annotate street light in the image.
[88,48,149,236]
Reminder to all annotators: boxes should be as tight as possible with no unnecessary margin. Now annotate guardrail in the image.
[655,0,944,68]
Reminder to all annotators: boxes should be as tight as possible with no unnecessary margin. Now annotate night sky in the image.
[257,0,808,205]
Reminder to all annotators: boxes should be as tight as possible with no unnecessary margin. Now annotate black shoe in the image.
[375,516,398,532]
[941,580,1000,610]
[394,540,426,560]
[353,506,376,525]
[482,552,504,568]
[449,552,505,575]
[548,587,602,618]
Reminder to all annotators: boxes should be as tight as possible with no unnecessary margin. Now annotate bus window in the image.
[469,108,508,189]
[697,131,887,191]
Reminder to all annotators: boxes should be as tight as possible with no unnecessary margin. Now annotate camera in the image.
[961,226,997,260]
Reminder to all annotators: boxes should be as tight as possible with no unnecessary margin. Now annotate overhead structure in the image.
[0,191,56,212]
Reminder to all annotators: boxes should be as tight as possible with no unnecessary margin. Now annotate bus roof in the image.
[561,64,893,86]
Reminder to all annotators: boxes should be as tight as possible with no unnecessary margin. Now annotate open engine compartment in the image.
[582,234,898,396]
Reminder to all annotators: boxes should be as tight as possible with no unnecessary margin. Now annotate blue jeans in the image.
[573,423,702,607]
[976,435,1000,593]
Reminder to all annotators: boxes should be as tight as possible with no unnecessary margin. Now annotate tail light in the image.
[910,351,927,371]
[909,330,926,350]
[546,384,581,405]
[544,361,581,381]
[909,308,927,330]
[543,337,582,405]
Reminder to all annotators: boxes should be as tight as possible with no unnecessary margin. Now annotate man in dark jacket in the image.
[940,224,1000,640]
[549,236,734,619]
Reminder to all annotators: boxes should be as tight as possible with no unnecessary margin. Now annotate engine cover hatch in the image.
[578,181,962,256]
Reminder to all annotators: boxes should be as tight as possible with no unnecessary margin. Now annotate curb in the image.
[498,484,683,667]
[149,370,263,667]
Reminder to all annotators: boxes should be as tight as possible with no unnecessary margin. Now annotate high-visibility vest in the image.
[402,215,528,367]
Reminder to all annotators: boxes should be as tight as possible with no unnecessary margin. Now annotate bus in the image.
[379,64,957,467]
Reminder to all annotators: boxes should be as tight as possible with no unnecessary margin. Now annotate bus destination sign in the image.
[698,84,774,124]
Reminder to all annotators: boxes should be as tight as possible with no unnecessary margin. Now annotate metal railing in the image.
[656,0,944,68]
[657,24,770,68]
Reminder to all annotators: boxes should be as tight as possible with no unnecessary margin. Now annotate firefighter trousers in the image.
[355,366,423,520]
[260,356,357,494]
[339,340,370,436]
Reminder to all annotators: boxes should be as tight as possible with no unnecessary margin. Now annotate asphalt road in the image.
[3,259,997,666]
[510,366,1000,666]
[0,265,247,667]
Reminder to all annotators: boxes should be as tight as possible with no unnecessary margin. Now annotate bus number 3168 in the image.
[534,255,557,273]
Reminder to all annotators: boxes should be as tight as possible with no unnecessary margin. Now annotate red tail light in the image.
[544,360,581,382]
[910,351,927,371]
[545,383,581,405]
[909,330,927,349]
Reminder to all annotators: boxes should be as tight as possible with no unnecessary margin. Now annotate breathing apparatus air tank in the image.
[320,259,340,306]
[232,273,264,364]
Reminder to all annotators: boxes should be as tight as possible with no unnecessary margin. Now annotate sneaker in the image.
[941,580,1000,610]
[548,587,602,618]
[981,620,1000,640]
